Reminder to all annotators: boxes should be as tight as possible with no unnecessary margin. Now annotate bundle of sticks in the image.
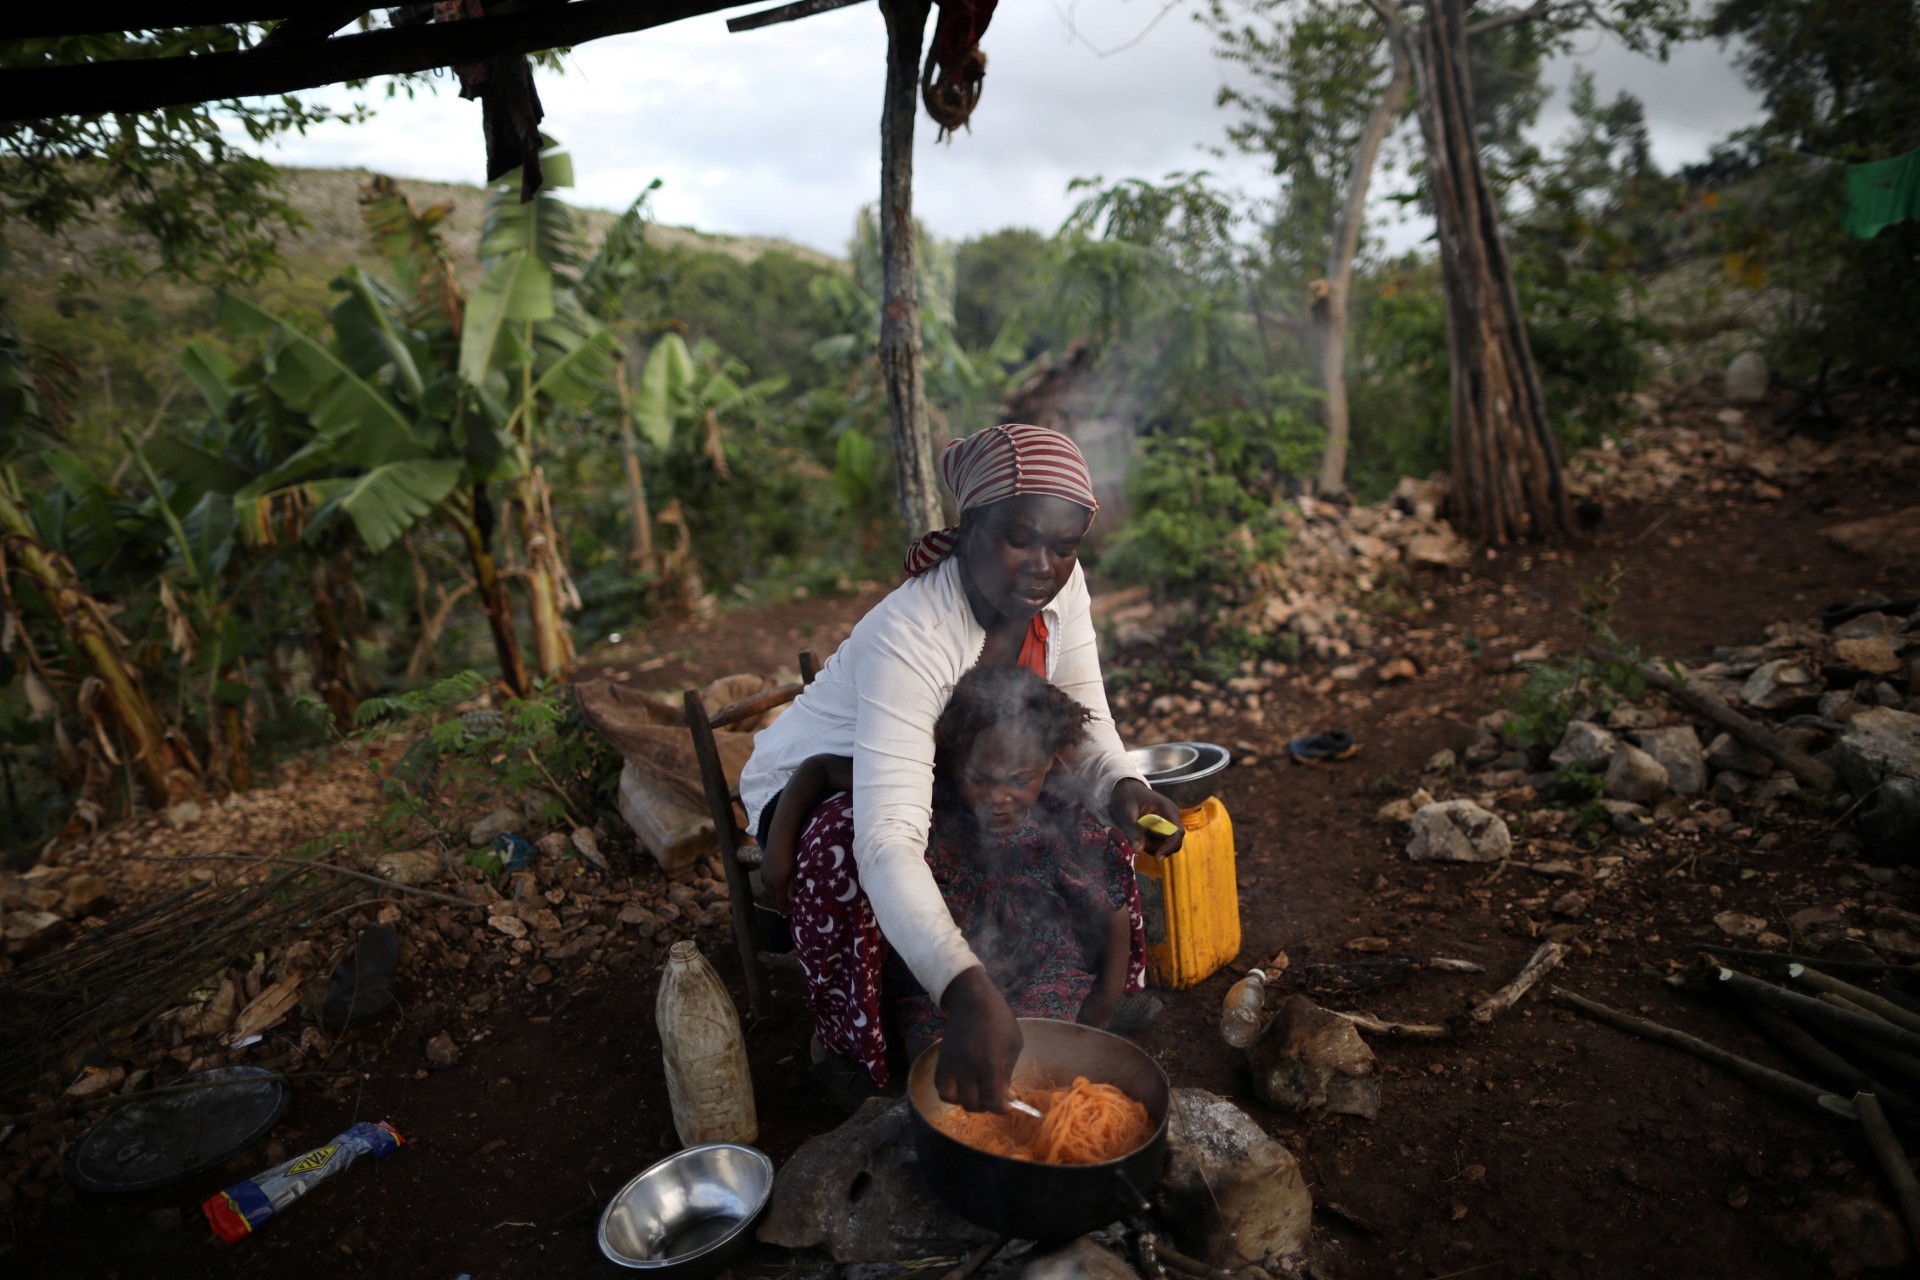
[0,866,356,1097]
[1553,950,1920,1246]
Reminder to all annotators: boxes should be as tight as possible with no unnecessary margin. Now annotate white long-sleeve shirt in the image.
[738,556,1142,1005]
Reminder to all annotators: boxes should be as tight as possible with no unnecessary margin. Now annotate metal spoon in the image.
[1007,1099,1043,1119]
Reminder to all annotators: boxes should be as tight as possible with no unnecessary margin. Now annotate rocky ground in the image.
[2,371,1918,1278]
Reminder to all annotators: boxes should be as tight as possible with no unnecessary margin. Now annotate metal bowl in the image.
[598,1143,775,1274]
[1128,743,1201,780]
[1132,741,1231,810]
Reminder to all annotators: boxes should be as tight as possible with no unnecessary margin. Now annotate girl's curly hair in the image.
[933,664,1092,770]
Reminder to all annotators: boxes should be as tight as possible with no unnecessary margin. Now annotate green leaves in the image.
[305,458,465,554]
[634,333,697,451]
[215,292,418,463]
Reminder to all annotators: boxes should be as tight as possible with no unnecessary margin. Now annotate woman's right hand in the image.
[935,966,1023,1112]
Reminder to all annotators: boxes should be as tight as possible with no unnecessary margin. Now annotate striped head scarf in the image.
[903,424,1100,577]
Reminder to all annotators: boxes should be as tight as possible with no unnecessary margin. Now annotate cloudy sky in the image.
[265,0,1762,256]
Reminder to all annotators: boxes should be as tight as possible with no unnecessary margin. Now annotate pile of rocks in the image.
[1379,594,1920,956]
[1105,476,1469,666]
[1565,376,1920,511]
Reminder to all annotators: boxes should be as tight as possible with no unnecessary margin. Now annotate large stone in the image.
[468,807,520,848]
[1858,777,1920,863]
[1835,636,1904,678]
[1158,1088,1312,1267]
[617,760,717,880]
[758,1097,992,1261]
[1834,611,1900,642]
[1406,530,1472,570]
[1831,707,1920,797]
[1741,658,1822,712]
[1248,996,1378,1121]
[1633,725,1707,795]
[1022,1239,1137,1280]
[1605,742,1670,804]
[1549,720,1617,772]
[1706,732,1774,777]
[1406,800,1511,863]
[1724,351,1768,403]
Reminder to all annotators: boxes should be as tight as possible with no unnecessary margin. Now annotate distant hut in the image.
[1002,341,1146,544]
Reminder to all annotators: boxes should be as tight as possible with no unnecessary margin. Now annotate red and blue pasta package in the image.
[201,1121,403,1243]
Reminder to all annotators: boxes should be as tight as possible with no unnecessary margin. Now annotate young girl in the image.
[760,664,1145,1085]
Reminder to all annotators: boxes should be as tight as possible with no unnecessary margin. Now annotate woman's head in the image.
[903,425,1099,615]
[934,665,1092,833]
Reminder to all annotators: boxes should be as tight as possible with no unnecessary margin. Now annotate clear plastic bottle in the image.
[657,940,758,1145]
[1220,968,1266,1049]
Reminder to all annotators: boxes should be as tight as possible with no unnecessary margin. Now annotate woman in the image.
[739,424,1183,1114]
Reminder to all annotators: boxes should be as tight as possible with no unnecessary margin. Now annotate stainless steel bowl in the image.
[1133,741,1231,809]
[1127,743,1201,779]
[598,1143,775,1274]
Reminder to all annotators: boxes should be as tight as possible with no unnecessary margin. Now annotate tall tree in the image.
[877,0,944,539]
[1206,0,1683,524]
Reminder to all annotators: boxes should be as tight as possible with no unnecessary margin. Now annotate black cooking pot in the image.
[906,1018,1170,1242]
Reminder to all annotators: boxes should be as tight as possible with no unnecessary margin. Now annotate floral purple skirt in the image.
[787,794,1146,1089]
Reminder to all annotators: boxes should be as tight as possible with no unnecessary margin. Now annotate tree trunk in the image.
[1315,0,1414,495]
[310,557,361,731]
[218,683,252,792]
[615,358,660,573]
[516,467,576,682]
[1409,0,1568,543]
[0,477,201,805]
[877,0,944,540]
[458,486,531,697]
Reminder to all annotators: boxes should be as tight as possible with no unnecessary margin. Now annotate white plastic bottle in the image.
[656,940,758,1145]
[1220,968,1266,1049]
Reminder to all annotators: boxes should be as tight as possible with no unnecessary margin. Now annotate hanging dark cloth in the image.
[434,0,545,200]
[922,0,997,139]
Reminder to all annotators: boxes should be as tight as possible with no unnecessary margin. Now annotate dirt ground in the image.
[6,412,1920,1278]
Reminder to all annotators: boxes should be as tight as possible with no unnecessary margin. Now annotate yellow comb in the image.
[1136,813,1178,838]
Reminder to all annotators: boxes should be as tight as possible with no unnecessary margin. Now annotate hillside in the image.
[3,165,841,295]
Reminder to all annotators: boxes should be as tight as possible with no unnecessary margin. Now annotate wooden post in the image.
[1409,0,1568,544]
[877,0,944,540]
[684,689,771,1021]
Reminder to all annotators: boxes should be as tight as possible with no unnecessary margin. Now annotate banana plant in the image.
[182,144,625,696]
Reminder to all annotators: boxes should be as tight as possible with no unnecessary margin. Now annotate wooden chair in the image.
[684,651,817,1021]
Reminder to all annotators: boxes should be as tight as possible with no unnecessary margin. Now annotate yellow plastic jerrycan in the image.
[1134,796,1240,990]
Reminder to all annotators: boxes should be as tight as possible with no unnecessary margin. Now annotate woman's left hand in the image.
[1110,777,1184,859]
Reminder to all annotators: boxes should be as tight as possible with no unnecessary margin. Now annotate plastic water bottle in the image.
[1220,969,1266,1049]
[657,940,758,1145]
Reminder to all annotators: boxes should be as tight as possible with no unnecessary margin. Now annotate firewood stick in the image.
[1813,995,1920,1089]
[1856,1093,1920,1250]
[940,1237,1009,1280]
[1327,1009,1453,1040]
[1737,1000,1920,1133]
[1136,1231,1169,1280]
[1698,945,1920,981]
[1593,647,1839,793]
[1715,967,1920,1055]
[1470,942,1566,1022]
[1807,1007,1920,1092]
[1417,957,1487,974]
[1551,986,1857,1120]
[1791,965,1920,1036]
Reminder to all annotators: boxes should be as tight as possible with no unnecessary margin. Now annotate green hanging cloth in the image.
[1844,147,1920,239]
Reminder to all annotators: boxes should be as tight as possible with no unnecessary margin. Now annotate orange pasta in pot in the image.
[932,1077,1154,1164]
